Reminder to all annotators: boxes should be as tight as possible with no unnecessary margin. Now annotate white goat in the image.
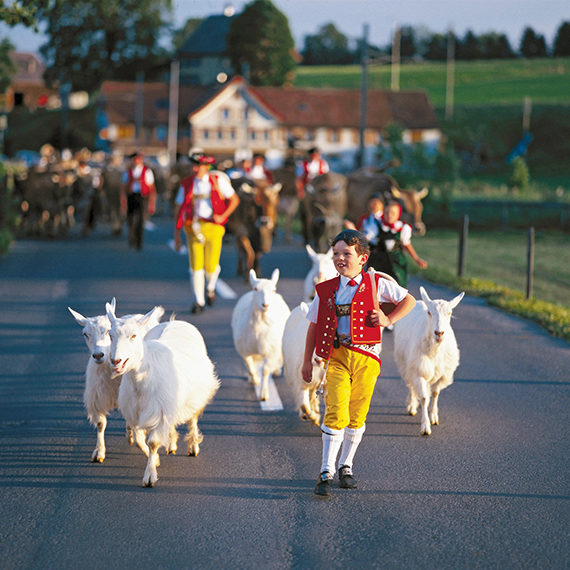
[282,303,326,426]
[394,286,464,435]
[231,269,291,401]
[303,245,337,302]
[107,304,219,487]
[68,299,165,462]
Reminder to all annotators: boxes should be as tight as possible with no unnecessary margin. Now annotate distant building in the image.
[98,76,441,169]
[177,5,237,86]
[4,52,57,111]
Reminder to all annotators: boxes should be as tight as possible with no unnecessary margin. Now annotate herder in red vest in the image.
[302,229,416,497]
[173,152,240,314]
[121,151,156,250]
[295,146,329,200]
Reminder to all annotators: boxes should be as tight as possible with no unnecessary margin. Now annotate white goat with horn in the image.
[107,304,219,487]
[231,269,290,401]
[68,298,164,462]
[394,286,464,435]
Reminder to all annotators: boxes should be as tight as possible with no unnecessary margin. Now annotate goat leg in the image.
[92,415,107,463]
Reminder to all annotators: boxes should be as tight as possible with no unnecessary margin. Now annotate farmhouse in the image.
[98,76,441,169]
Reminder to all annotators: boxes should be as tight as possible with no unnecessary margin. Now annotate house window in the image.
[230,129,236,140]
[221,108,230,121]
[264,130,270,141]
[244,107,249,120]
[203,129,209,140]
[217,129,223,140]
[250,130,256,141]
[329,129,339,143]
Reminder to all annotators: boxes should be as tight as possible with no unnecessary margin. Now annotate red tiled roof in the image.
[250,86,439,130]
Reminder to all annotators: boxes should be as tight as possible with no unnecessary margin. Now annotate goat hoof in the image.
[91,456,104,463]
[143,480,155,488]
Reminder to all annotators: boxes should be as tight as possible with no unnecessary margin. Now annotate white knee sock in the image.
[320,425,344,475]
[190,269,205,306]
[337,424,366,470]
[206,264,221,294]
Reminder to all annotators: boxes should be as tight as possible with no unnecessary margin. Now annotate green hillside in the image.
[294,57,570,107]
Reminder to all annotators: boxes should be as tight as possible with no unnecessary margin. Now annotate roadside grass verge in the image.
[409,229,570,340]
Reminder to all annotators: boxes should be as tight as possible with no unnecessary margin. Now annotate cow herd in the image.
[8,148,429,271]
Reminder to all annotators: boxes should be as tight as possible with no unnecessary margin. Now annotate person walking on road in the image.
[173,152,240,314]
[302,229,416,497]
[369,201,427,288]
[121,152,156,250]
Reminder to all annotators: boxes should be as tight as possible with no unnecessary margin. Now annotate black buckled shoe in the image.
[206,291,216,306]
[338,465,358,489]
[314,471,333,497]
[191,303,205,314]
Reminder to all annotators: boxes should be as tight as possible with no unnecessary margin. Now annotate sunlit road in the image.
[0,216,568,569]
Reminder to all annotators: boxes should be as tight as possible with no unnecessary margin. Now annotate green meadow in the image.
[294,57,570,107]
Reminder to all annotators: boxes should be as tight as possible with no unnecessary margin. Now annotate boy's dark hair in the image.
[331,229,370,256]
[369,192,384,204]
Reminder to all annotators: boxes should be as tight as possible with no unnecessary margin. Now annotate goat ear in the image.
[248,269,258,287]
[68,307,87,326]
[271,268,280,286]
[420,287,431,304]
[449,291,465,310]
[305,244,316,260]
[105,302,117,325]
[109,297,117,313]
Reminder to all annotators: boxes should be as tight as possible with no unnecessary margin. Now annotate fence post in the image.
[526,226,535,300]
[457,214,469,277]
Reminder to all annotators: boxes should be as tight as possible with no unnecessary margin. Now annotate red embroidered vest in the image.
[176,174,228,230]
[315,272,382,361]
[127,166,152,196]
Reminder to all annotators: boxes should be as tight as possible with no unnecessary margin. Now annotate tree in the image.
[172,17,203,52]
[480,32,515,59]
[399,26,416,58]
[302,23,353,65]
[424,33,447,61]
[0,0,49,29]
[227,0,295,86]
[457,30,483,60]
[0,38,16,93]
[38,0,173,93]
[520,27,547,57]
[553,21,570,56]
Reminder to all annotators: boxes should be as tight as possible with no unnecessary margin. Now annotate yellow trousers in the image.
[324,345,381,430]
[184,220,225,273]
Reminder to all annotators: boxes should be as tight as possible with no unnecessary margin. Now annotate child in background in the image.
[369,201,427,288]
[302,229,416,497]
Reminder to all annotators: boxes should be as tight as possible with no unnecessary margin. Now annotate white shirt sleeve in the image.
[306,293,319,324]
[399,223,412,246]
[212,171,236,199]
[377,278,408,304]
[144,168,155,186]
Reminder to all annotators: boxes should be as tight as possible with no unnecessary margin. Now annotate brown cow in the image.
[302,171,348,252]
[346,170,428,235]
[226,177,282,277]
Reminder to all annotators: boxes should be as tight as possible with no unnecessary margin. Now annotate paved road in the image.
[0,216,568,569]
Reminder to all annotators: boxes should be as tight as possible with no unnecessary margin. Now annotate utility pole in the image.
[391,24,400,91]
[445,29,455,121]
[135,71,144,148]
[167,61,180,167]
[358,23,369,168]
[523,96,532,132]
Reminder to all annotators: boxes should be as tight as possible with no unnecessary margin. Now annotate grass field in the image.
[411,229,570,307]
[294,57,570,107]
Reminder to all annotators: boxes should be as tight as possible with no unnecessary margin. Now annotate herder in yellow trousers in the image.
[302,229,416,497]
[174,153,240,314]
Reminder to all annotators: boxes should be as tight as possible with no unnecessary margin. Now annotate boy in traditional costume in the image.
[302,229,416,496]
